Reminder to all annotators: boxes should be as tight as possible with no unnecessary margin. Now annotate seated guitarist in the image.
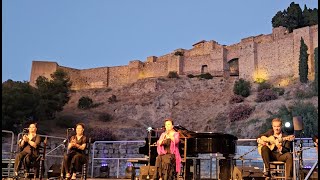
[257,118,293,178]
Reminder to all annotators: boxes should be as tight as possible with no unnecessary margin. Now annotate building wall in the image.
[29,25,318,90]
[29,61,58,87]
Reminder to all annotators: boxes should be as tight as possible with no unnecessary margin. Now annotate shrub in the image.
[78,96,93,109]
[257,81,272,92]
[187,74,195,78]
[167,71,179,78]
[294,89,315,99]
[229,95,244,104]
[98,113,112,122]
[86,127,116,142]
[108,95,117,103]
[199,73,213,79]
[272,87,285,96]
[290,101,318,137]
[90,102,104,108]
[105,88,112,92]
[229,104,254,122]
[174,51,184,56]
[233,79,251,97]
[256,89,278,102]
[55,116,79,128]
[260,102,318,137]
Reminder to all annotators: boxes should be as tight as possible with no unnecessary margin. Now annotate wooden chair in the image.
[269,161,286,179]
[24,136,48,180]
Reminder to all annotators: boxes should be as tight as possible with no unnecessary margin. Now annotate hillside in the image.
[47,76,318,140]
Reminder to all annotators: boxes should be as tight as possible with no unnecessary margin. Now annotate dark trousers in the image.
[261,146,293,177]
[14,151,36,173]
[63,151,86,174]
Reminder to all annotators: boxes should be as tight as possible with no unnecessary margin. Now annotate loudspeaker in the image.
[47,164,61,178]
[293,116,303,131]
[233,166,265,180]
[139,166,156,180]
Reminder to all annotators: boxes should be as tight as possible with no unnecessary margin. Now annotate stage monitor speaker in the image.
[139,166,156,180]
[47,163,61,178]
[233,166,265,180]
[293,116,303,131]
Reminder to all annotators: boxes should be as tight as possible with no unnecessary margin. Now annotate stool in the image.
[269,161,286,179]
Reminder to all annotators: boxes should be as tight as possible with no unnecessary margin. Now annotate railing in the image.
[2,131,66,178]
[90,138,317,179]
[2,130,15,177]
[2,133,317,179]
[91,140,145,178]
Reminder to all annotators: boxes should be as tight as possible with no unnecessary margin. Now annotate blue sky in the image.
[2,1,318,82]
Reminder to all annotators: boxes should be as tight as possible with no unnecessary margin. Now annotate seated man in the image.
[257,118,294,178]
[14,123,41,177]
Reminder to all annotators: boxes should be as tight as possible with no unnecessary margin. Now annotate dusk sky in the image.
[2,1,318,82]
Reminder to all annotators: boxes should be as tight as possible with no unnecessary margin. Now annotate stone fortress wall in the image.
[29,25,318,90]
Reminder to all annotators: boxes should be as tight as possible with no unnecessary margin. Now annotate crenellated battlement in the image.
[30,25,318,90]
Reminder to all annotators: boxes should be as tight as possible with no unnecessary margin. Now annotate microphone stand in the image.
[235,146,258,177]
[60,129,72,180]
[295,132,304,180]
[146,128,152,179]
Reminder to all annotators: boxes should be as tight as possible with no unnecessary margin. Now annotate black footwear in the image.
[263,171,271,177]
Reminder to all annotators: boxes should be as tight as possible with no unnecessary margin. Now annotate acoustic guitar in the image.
[258,135,295,155]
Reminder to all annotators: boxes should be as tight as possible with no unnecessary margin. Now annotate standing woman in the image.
[63,123,87,179]
[154,118,181,180]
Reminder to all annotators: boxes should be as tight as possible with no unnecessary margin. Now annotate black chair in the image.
[79,138,91,180]
[62,138,91,180]
[23,136,48,180]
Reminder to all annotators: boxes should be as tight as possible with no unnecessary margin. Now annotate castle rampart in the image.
[29,25,318,90]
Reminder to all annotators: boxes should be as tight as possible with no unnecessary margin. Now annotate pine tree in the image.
[314,47,318,93]
[299,37,309,83]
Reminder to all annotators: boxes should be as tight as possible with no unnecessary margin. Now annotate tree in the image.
[315,47,318,93]
[286,2,303,32]
[299,37,309,83]
[2,80,38,132]
[272,11,287,28]
[233,78,251,97]
[35,69,72,120]
[271,2,318,32]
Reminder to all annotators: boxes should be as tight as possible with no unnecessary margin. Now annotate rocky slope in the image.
[53,76,318,140]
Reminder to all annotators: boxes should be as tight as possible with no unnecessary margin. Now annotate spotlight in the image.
[284,121,294,134]
[285,122,291,128]
[100,163,109,178]
[125,162,135,179]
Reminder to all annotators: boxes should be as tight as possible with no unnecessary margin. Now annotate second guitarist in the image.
[257,118,294,178]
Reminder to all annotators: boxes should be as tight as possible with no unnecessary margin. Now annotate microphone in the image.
[67,128,74,131]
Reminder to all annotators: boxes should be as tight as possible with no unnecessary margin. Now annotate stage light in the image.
[284,121,294,134]
[125,162,135,179]
[285,122,291,128]
[100,163,109,178]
